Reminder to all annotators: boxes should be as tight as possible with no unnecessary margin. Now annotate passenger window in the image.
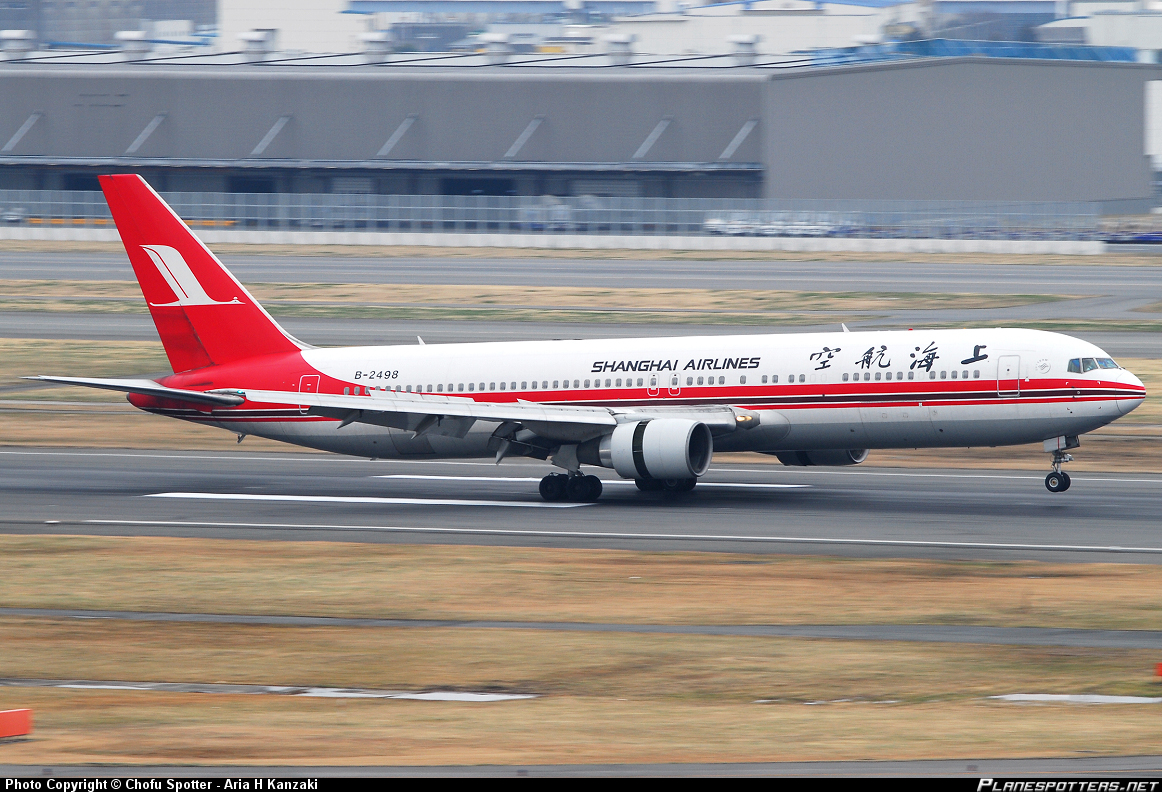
[468,383,474,391]
[973,370,979,378]
[479,383,485,391]
[885,372,892,380]
[637,378,643,387]
[499,382,506,390]
[606,379,612,387]
[740,375,746,384]
[576,380,581,388]
[343,387,350,395]
[552,380,558,389]
[437,384,444,392]
[940,371,947,379]
[962,370,968,379]
[772,375,778,383]
[907,371,914,380]
[584,379,591,387]
[457,383,464,391]
[510,382,516,390]
[842,373,849,382]
[950,370,957,379]
[687,377,693,386]
[697,376,704,385]
[875,372,882,381]
[1067,358,1081,374]
[1082,358,1098,372]
[762,375,769,384]
[864,372,871,381]
[521,381,528,390]
[798,375,804,383]
[928,372,935,380]
[542,381,548,389]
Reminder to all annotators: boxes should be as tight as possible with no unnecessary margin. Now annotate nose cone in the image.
[1117,369,1147,416]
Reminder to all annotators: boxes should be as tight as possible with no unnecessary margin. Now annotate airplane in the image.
[27,175,1146,500]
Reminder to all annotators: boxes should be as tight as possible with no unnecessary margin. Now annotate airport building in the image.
[0,42,1156,205]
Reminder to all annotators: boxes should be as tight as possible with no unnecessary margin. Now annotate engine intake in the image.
[589,419,713,480]
[772,449,869,467]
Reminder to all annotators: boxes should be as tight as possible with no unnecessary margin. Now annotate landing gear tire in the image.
[566,474,603,502]
[635,478,664,492]
[539,473,568,502]
[1045,471,1071,493]
[662,478,697,493]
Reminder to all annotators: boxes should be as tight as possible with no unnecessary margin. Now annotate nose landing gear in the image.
[1043,436,1079,493]
[1045,449,1073,493]
[540,472,602,502]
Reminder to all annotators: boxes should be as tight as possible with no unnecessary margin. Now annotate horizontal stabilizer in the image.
[24,376,245,407]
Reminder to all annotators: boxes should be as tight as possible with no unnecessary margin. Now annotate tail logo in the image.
[141,245,240,307]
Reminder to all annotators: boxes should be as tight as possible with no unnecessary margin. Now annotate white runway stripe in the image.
[144,492,590,508]
[375,474,809,489]
[82,519,1162,555]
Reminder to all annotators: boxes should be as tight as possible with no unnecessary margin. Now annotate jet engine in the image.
[772,449,869,467]
[579,419,713,480]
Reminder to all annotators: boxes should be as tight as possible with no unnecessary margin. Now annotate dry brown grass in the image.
[3,536,1162,630]
[2,623,1162,765]
[0,279,1065,312]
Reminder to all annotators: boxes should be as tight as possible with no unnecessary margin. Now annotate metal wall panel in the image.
[761,59,1152,201]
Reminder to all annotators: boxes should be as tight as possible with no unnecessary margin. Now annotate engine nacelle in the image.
[772,449,869,467]
[592,419,714,480]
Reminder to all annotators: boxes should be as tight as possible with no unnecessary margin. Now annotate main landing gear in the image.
[1045,449,1073,493]
[539,472,603,503]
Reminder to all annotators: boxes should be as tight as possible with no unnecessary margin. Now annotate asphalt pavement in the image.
[2,448,1160,564]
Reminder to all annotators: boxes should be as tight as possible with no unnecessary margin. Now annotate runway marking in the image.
[712,468,1162,484]
[2,679,533,702]
[376,475,810,489]
[80,519,1162,555]
[144,493,590,509]
[992,694,1162,705]
[2,451,1156,484]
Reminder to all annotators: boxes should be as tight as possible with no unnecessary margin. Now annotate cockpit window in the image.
[1097,357,1120,370]
[1068,359,1081,374]
[1082,358,1099,372]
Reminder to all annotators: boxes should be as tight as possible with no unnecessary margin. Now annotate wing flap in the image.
[240,388,619,428]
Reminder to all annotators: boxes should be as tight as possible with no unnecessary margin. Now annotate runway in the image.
[3,250,1162,296]
[3,448,1160,563]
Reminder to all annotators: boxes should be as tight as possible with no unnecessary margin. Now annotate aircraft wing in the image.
[240,388,618,437]
[241,388,755,440]
[23,376,245,407]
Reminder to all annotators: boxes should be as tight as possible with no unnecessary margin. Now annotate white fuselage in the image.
[185,327,1145,464]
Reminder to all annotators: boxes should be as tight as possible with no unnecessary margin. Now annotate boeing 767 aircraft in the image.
[28,175,1146,500]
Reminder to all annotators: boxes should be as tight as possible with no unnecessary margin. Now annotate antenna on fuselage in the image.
[417,336,426,345]
[841,323,850,333]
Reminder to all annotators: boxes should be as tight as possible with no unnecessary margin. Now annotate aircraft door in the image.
[997,356,1020,397]
[298,374,320,414]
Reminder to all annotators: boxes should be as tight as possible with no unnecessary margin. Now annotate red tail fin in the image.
[100,174,306,373]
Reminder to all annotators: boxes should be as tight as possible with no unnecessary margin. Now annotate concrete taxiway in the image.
[2,448,1160,564]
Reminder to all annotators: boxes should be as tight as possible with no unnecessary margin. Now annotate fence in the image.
[0,190,1106,242]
